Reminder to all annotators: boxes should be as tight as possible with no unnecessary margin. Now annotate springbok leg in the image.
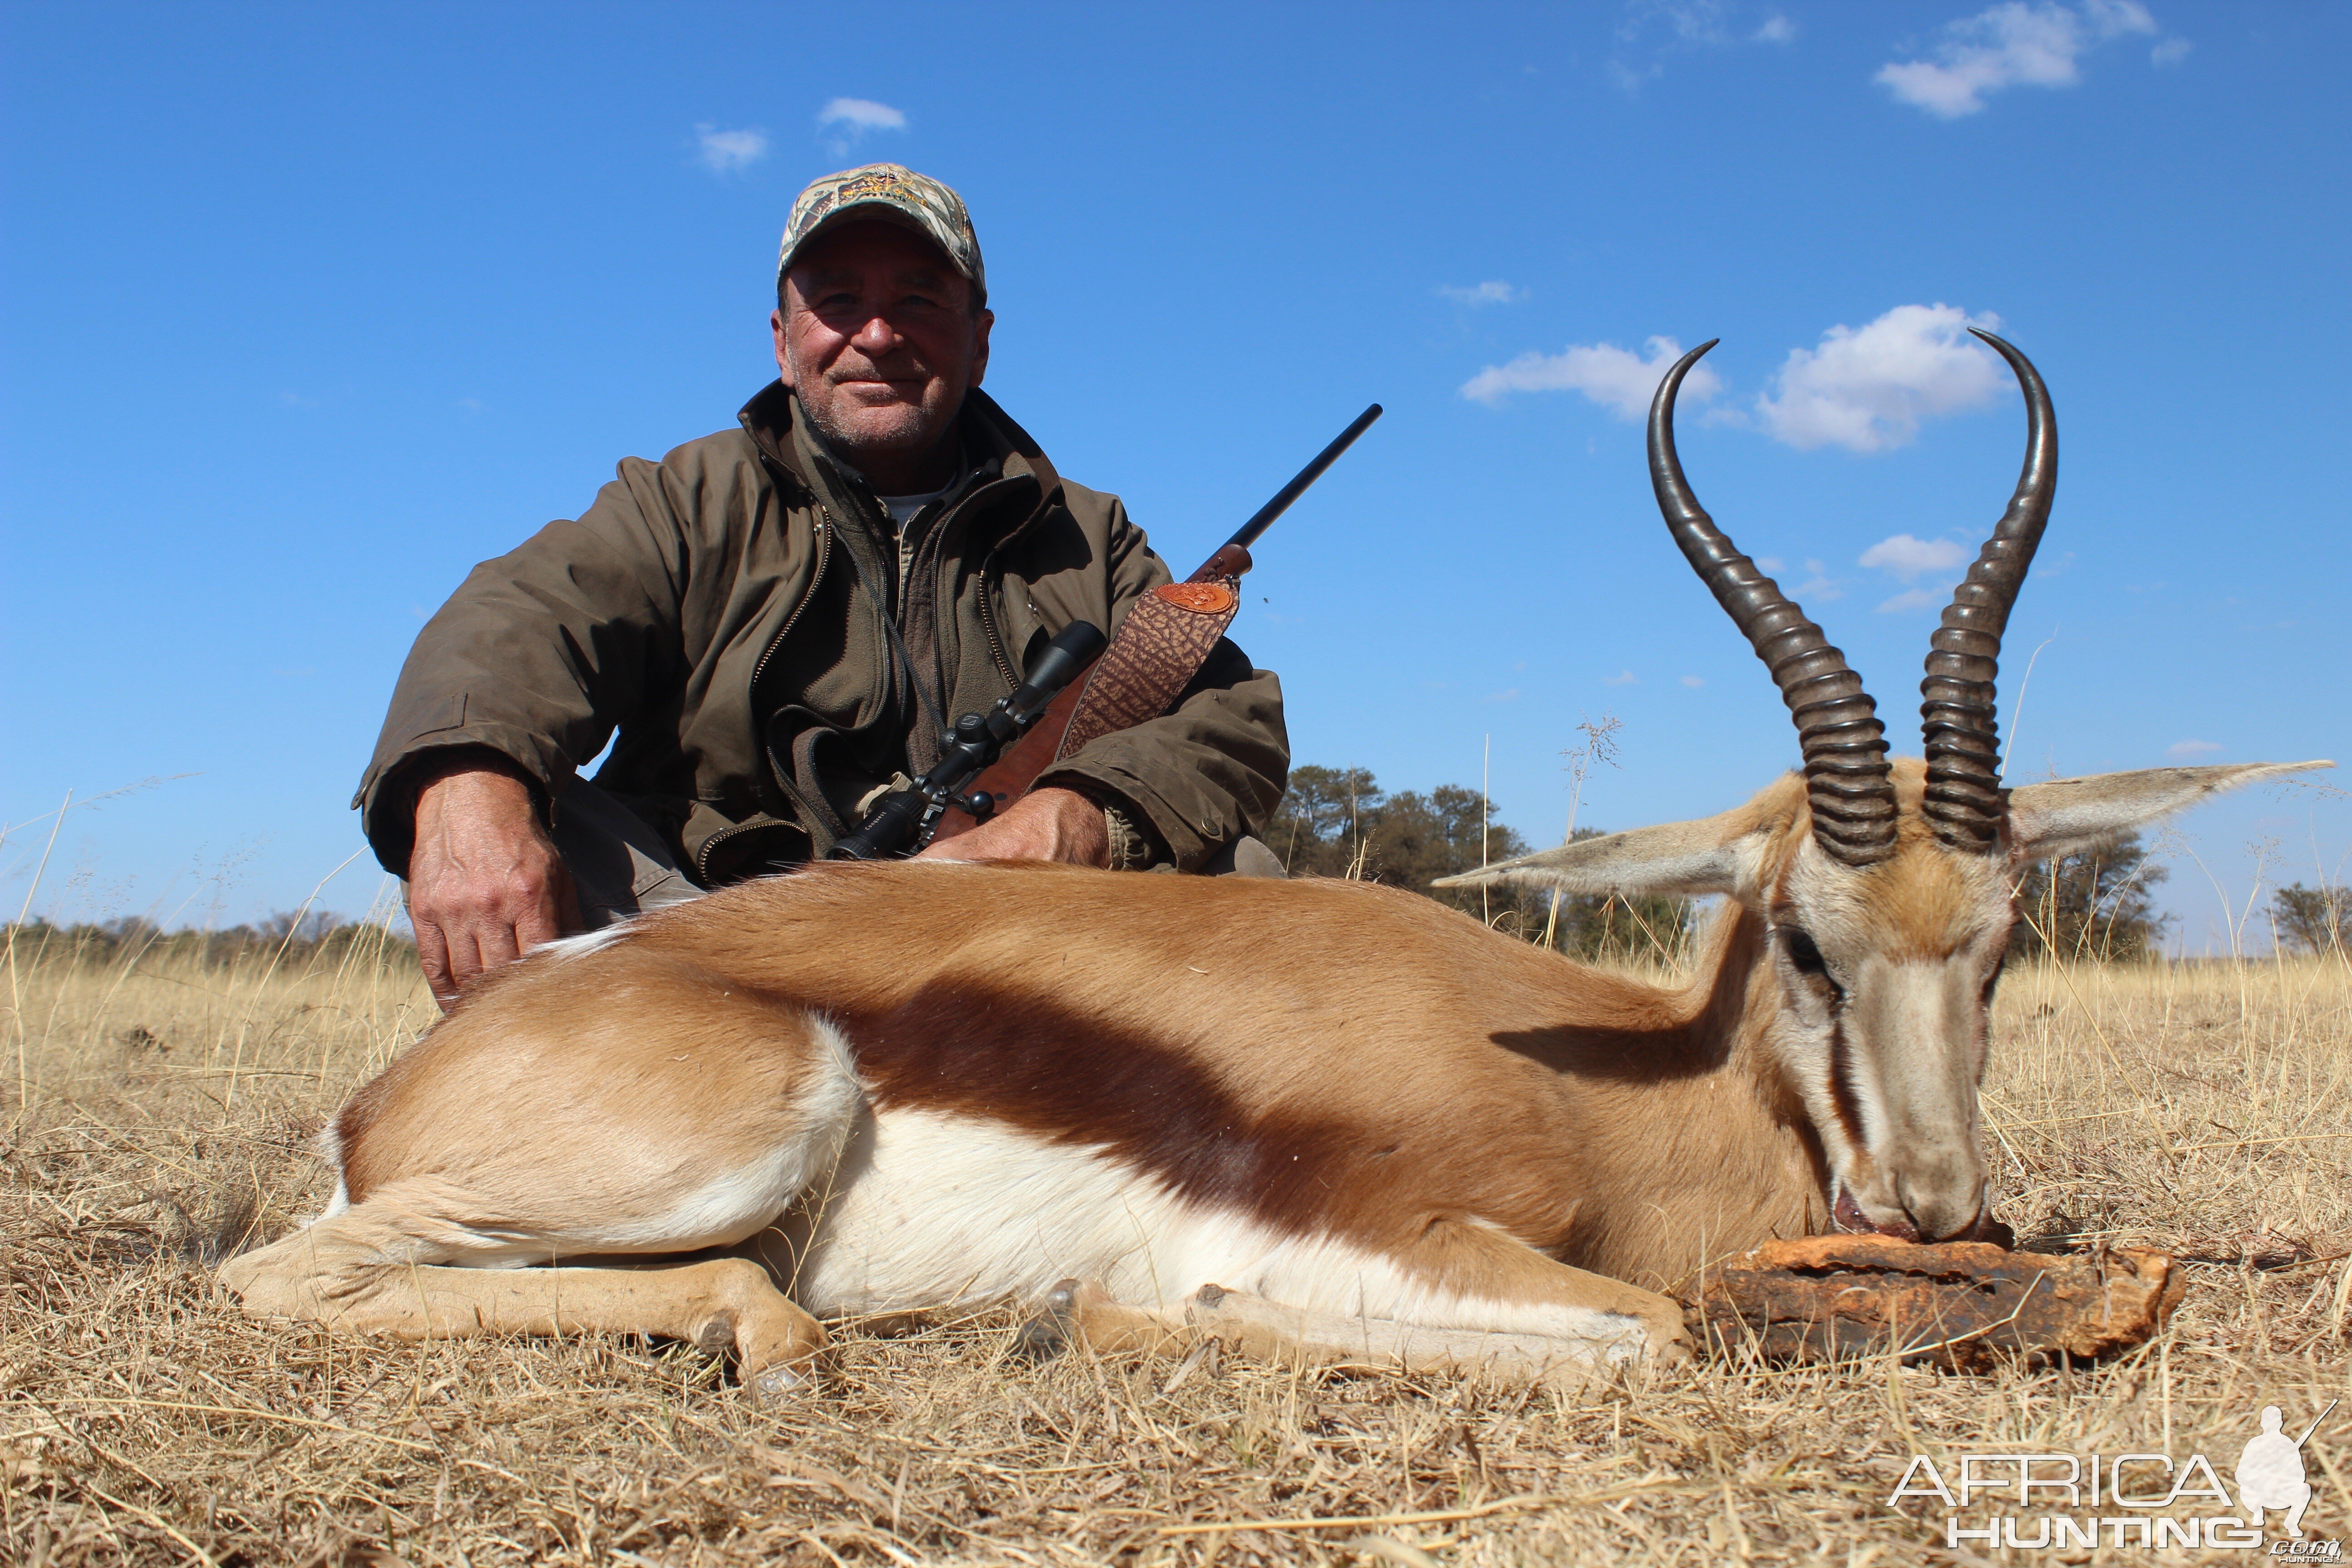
[1022,1277,1651,1390]
[221,1203,828,1396]
[1024,1221,1689,1387]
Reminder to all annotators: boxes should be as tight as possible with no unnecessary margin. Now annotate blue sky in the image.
[3,1,2344,950]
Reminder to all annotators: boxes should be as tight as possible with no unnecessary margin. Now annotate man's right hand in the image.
[405,753,579,1009]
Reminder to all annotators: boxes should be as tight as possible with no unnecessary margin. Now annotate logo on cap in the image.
[777,164,984,302]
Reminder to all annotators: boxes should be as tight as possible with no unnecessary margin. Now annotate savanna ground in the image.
[3,913,2347,1566]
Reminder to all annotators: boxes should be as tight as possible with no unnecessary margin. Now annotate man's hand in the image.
[406,754,579,1008]
[916,785,1109,867]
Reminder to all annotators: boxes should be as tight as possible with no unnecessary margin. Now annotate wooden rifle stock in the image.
[927,405,1378,847]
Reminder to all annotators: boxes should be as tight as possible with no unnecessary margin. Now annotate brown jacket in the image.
[356,383,1289,882]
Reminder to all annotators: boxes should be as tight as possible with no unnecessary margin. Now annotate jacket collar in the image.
[736,382,1062,518]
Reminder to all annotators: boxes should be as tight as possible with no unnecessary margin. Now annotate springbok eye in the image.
[1781,926,1829,978]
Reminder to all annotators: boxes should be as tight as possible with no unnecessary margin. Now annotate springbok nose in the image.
[1900,1178,1999,1245]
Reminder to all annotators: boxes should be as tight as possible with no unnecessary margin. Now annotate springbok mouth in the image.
[1831,1186,2017,1247]
[1832,1186,1922,1243]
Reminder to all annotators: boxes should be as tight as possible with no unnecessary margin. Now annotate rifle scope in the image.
[828,619,1108,862]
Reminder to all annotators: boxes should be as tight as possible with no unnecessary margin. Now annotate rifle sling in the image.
[1053,579,1240,763]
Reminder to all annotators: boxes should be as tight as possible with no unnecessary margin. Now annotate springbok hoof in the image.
[692,1313,737,1356]
[1014,1278,1083,1363]
[749,1360,816,1404]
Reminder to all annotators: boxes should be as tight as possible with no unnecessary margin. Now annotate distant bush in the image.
[2,911,417,972]
[2272,882,2349,956]
[2009,832,2170,963]
[1264,765,1692,964]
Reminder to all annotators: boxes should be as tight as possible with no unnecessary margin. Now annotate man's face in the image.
[773,220,993,479]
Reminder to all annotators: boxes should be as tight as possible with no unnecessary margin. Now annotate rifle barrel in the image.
[1223,403,1382,554]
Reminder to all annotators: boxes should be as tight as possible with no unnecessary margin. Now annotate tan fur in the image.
[339,863,1819,1292]
[221,754,2322,1390]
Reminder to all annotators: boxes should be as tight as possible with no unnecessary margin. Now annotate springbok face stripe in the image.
[1825,1017,1867,1151]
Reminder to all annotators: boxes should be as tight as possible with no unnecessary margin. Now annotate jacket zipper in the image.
[969,482,1053,691]
[974,554,1020,690]
[710,477,1040,876]
[747,508,832,704]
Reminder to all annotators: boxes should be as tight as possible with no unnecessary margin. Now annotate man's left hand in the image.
[916,785,1109,867]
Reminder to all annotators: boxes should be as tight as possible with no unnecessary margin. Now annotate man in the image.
[358,164,1289,1006]
[2236,1405,2316,1539]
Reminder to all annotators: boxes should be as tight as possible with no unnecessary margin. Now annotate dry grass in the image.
[4,926,2348,1566]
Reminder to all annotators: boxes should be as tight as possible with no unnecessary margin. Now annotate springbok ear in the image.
[1434,802,1778,900]
[2006,760,2333,865]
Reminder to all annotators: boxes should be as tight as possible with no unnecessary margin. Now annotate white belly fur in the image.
[787,1106,1636,1348]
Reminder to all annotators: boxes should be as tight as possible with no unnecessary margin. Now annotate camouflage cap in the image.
[776,164,985,304]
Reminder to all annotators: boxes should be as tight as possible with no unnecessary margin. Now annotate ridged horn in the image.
[1919,328,2057,853]
[1650,340,1898,867]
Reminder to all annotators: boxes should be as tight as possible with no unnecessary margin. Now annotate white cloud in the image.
[1794,559,1843,602]
[1859,533,1969,580]
[1754,303,2005,451]
[1439,281,1524,306]
[694,124,769,173]
[1610,2,1803,92]
[817,97,908,156]
[1876,586,1948,614]
[1462,334,1723,418]
[818,98,907,133]
[1862,533,1970,612]
[1875,1,2163,118]
[2166,738,2222,760]
[1609,58,1663,92]
[1620,1,1723,45]
[1622,1,1782,47]
[1681,675,1706,688]
[2151,35,2191,65]
[1602,669,1641,686]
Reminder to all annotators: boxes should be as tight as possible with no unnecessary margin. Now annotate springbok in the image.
[223,333,2327,1396]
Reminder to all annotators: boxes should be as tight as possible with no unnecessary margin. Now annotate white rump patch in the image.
[535,924,632,962]
[304,1177,350,1227]
[301,1122,352,1225]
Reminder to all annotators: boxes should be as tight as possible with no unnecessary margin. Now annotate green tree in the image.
[1264,767,1529,911]
[2010,832,2169,962]
[1265,767,1691,959]
[1263,765,1381,878]
[2271,882,2350,956]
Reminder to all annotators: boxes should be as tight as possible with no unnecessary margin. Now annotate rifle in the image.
[828,620,1109,860]
[924,402,1383,848]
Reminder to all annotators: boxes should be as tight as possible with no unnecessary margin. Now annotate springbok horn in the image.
[1650,341,1898,867]
[1919,328,2057,853]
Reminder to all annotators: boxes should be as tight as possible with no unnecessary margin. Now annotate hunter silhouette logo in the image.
[2239,1401,2333,1541]
[1888,1399,2338,1553]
